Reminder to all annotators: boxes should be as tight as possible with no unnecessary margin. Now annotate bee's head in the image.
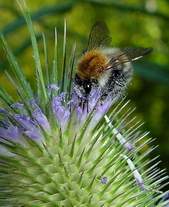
[74,74,98,97]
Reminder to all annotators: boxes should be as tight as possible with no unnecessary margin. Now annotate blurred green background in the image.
[1,0,169,190]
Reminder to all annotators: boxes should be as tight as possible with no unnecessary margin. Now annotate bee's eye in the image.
[74,75,92,96]
[84,82,92,94]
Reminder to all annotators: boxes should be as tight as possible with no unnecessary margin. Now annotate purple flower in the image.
[0,125,23,143]
[101,177,108,184]
[12,114,45,141]
[0,102,52,143]
[52,93,70,132]
[69,89,112,136]
[46,84,59,91]
[11,102,24,108]
[33,109,51,134]
[0,109,8,114]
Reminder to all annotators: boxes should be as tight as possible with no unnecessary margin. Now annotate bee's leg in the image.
[82,98,89,113]
[78,96,89,112]
[86,98,89,113]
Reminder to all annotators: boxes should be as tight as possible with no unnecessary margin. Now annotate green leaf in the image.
[18,1,48,109]
[133,61,169,85]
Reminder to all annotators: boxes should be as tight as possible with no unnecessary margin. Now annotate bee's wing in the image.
[122,47,153,61]
[87,21,112,50]
[106,47,153,69]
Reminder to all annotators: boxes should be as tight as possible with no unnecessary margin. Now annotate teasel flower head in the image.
[0,1,168,206]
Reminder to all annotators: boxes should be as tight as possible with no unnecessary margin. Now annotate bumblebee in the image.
[75,21,153,100]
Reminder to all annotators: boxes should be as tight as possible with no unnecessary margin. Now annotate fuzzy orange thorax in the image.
[77,50,109,80]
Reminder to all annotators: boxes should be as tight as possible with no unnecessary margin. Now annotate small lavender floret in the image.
[159,192,169,205]
[46,84,59,91]
[12,114,44,141]
[33,109,51,134]
[52,93,70,132]
[124,142,134,151]
[101,177,108,184]
[0,125,23,143]
[30,99,36,107]
[0,109,8,114]
[11,102,24,108]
